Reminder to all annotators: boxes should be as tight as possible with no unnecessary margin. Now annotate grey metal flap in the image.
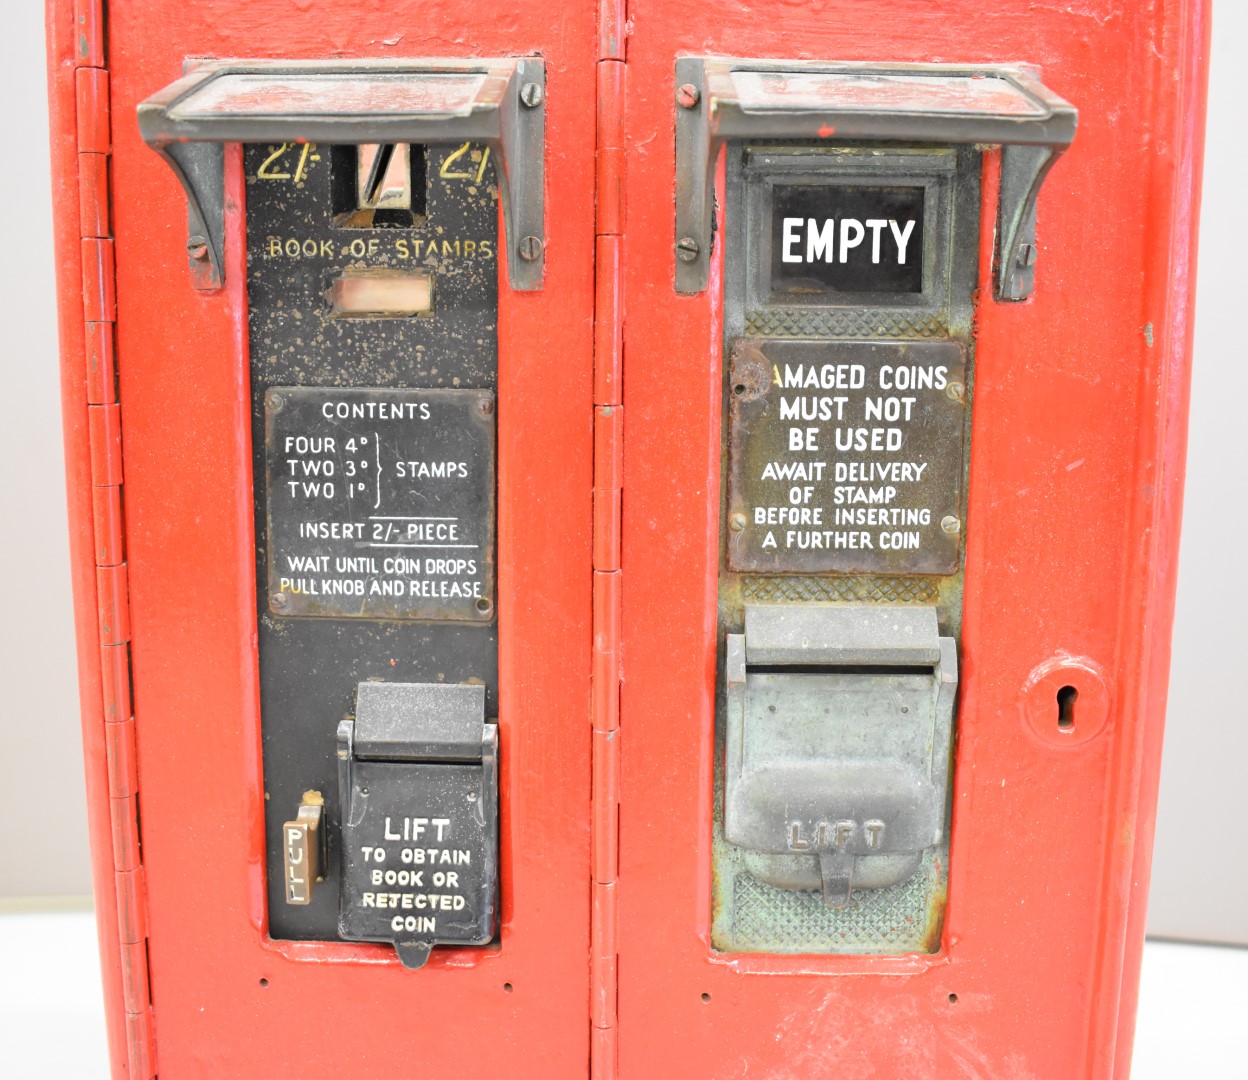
[674,57,1077,299]
[138,57,545,290]
[743,604,941,665]
[353,682,486,762]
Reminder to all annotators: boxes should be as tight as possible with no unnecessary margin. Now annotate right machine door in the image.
[614,5,1210,1079]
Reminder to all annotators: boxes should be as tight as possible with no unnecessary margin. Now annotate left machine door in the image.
[48,5,597,1078]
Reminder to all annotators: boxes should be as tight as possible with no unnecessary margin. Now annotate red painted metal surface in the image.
[50,1,597,1076]
[50,4,147,1072]
[616,3,1208,1078]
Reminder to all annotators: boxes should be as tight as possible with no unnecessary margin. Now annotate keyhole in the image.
[1056,685,1078,731]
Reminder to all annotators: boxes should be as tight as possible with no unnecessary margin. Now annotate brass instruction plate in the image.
[727,339,966,576]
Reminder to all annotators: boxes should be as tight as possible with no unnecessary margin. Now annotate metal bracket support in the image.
[138,57,546,290]
[674,57,1076,300]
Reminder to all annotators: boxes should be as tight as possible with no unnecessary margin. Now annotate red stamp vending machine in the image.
[48,0,1208,1077]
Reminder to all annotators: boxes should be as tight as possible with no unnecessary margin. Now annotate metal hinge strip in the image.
[591,6,627,1075]
[74,3,157,1075]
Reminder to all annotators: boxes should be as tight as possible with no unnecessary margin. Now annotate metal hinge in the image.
[73,0,157,1074]
[591,3,626,1076]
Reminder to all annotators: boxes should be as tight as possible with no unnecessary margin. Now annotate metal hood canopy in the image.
[138,57,546,290]
[674,57,1077,299]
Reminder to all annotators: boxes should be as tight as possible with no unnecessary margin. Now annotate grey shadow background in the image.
[1,5,1242,945]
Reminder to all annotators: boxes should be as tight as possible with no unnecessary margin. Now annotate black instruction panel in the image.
[245,138,501,942]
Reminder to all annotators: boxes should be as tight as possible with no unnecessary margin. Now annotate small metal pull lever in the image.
[283,790,326,905]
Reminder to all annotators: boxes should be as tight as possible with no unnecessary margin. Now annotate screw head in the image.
[267,392,285,412]
[272,592,289,608]
[518,235,543,262]
[478,397,494,416]
[1016,243,1038,268]
[187,234,209,261]
[676,236,700,262]
[520,82,544,108]
[945,381,966,403]
[941,515,961,536]
[729,512,747,533]
[676,83,701,108]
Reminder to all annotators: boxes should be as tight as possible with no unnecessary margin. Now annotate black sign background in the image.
[770,184,925,295]
[245,142,503,943]
[265,386,495,621]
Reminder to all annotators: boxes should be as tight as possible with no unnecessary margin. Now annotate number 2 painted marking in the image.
[257,143,315,183]
[439,142,491,183]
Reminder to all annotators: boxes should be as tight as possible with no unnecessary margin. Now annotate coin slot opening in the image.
[332,143,427,227]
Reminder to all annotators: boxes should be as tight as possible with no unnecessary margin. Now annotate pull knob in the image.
[283,791,326,905]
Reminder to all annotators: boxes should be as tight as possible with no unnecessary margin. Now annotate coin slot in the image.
[331,143,428,227]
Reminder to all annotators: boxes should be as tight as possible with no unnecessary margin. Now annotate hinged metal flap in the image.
[138,57,546,290]
[724,606,958,906]
[675,57,1076,299]
[352,682,487,762]
[743,604,941,666]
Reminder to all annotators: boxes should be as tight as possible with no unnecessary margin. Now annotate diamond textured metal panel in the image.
[740,576,940,604]
[744,307,947,338]
[724,848,946,954]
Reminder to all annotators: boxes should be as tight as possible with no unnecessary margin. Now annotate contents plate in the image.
[264,386,495,620]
